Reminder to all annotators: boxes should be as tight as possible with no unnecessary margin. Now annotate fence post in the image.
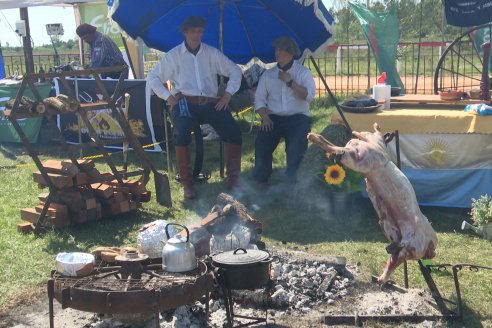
[336,46,341,74]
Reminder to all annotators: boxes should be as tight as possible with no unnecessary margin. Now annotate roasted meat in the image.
[308,124,437,283]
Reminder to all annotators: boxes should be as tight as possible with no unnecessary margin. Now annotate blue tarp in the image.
[403,168,492,208]
[360,168,492,208]
[111,0,334,64]
[444,0,492,27]
[0,47,5,79]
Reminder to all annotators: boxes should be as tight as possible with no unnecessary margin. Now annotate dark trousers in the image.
[253,114,312,183]
[170,102,242,147]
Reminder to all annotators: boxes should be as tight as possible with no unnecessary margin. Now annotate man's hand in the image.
[215,92,232,111]
[260,115,274,131]
[257,108,273,131]
[278,71,292,84]
[166,95,178,109]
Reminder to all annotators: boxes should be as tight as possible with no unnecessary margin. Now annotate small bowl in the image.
[56,252,95,277]
[391,87,402,96]
[439,90,463,101]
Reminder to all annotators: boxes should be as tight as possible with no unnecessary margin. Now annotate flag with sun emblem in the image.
[384,134,492,207]
[350,2,405,92]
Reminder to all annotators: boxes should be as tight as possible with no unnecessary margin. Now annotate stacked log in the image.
[17,159,150,233]
[43,94,79,113]
[5,96,37,115]
[5,94,80,116]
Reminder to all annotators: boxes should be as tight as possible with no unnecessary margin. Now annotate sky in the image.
[0,6,77,47]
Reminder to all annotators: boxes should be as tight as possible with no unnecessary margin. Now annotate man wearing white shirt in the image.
[147,16,243,199]
[253,36,316,189]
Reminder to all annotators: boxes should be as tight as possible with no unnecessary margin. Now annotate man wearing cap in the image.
[146,16,243,199]
[253,36,316,189]
[76,23,126,79]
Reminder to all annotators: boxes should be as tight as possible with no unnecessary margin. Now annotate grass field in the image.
[0,98,491,327]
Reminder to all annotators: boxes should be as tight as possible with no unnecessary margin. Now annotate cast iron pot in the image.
[211,248,272,290]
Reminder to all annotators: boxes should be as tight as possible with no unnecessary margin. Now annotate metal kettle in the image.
[162,223,197,272]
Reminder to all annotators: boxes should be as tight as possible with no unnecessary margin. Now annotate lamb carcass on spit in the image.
[308,123,437,283]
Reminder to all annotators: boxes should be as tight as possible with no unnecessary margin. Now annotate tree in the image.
[66,39,75,50]
[331,0,465,43]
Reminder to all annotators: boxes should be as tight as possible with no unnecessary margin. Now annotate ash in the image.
[88,250,354,327]
[244,249,353,315]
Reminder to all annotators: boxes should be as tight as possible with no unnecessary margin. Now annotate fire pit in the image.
[47,251,213,328]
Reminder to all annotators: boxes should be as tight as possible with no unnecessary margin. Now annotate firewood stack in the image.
[17,159,151,233]
[5,94,80,116]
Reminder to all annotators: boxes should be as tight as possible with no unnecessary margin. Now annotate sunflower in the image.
[324,164,346,185]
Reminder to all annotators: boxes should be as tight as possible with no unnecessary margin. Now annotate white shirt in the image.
[147,42,242,100]
[254,61,315,116]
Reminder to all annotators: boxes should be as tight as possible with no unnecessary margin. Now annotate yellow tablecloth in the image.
[332,107,492,134]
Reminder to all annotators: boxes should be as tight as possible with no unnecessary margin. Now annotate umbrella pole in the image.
[309,56,352,133]
[219,0,224,52]
[218,0,225,178]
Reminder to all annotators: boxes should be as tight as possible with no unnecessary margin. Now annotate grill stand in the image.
[215,274,272,328]
[427,262,492,320]
[220,285,270,328]
[324,259,489,326]
[47,259,213,328]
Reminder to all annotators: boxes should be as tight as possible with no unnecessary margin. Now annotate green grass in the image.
[0,98,491,327]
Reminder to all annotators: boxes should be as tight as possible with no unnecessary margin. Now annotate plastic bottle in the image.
[372,72,391,110]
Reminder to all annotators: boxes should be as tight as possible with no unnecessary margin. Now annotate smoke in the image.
[242,168,337,222]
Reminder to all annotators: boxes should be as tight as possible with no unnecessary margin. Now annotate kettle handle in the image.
[165,223,190,242]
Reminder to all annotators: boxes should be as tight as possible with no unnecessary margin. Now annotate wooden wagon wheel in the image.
[433,22,492,96]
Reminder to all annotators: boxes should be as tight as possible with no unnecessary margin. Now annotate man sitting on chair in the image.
[253,36,316,190]
[146,16,243,199]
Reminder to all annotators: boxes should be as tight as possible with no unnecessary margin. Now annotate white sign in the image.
[46,24,64,36]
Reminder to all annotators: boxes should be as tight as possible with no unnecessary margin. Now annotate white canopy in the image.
[0,0,101,10]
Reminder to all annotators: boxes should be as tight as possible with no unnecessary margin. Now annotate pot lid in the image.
[212,248,269,266]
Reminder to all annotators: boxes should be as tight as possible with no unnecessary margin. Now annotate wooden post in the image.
[480,42,491,101]
[20,8,35,75]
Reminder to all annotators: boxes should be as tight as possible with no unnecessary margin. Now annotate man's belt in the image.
[175,93,219,105]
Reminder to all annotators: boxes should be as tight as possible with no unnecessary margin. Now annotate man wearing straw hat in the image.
[253,36,316,190]
[147,16,243,199]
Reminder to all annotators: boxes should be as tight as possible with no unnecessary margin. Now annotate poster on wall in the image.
[78,2,124,49]
[55,78,160,152]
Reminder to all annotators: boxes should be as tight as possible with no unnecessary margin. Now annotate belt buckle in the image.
[198,96,208,106]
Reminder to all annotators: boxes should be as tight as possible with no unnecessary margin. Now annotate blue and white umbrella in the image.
[110,0,334,64]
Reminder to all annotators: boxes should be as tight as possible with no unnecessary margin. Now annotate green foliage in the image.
[332,0,462,44]
[470,194,492,227]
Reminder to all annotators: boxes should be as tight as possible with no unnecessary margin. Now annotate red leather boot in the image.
[175,146,196,199]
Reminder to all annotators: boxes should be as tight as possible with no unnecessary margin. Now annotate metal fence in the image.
[4,41,465,97]
[306,41,454,97]
[2,53,88,78]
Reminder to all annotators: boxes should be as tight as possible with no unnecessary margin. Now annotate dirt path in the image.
[0,288,94,328]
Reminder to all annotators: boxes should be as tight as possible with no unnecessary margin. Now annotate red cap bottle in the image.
[377,72,387,84]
